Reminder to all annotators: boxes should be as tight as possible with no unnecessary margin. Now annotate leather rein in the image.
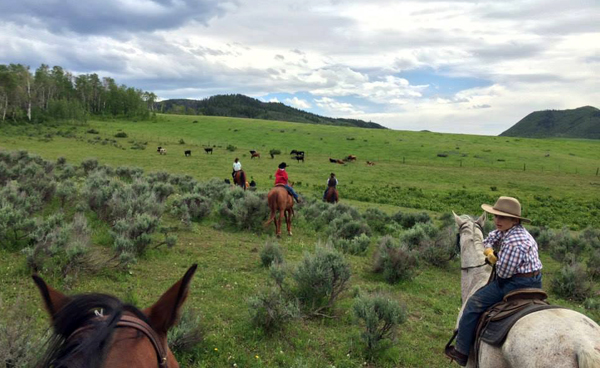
[71,312,168,367]
[457,222,488,271]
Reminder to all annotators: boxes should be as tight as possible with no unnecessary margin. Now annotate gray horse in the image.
[453,212,600,368]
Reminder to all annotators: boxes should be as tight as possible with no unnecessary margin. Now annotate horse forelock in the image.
[41,293,148,368]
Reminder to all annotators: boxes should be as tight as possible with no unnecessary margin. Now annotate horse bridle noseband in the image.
[71,313,168,367]
[457,221,488,271]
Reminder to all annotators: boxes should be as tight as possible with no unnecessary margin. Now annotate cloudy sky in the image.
[1,0,598,135]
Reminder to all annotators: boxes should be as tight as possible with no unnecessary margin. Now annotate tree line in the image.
[0,64,156,123]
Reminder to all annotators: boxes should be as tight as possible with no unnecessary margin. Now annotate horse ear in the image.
[144,264,197,335]
[453,211,466,227]
[32,275,71,320]
[476,212,486,228]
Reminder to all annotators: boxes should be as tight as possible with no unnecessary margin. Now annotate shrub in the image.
[535,228,555,251]
[419,226,456,268]
[248,287,299,334]
[260,240,284,267]
[114,132,128,138]
[292,247,351,316]
[81,158,99,174]
[329,233,371,255]
[373,236,418,283]
[353,293,407,355]
[111,213,160,261]
[218,188,269,231]
[364,208,391,234]
[116,166,144,181]
[400,222,437,250]
[269,149,281,157]
[86,128,99,134]
[550,262,592,302]
[151,182,175,203]
[193,178,229,201]
[226,144,237,152]
[56,156,67,166]
[391,211,431,229]
[327,214,371,240]
[550,229,586,262]
[587,250,600,280]
[167,308,204,355]
[178,138,185,144]
[171,193,212,226]
[0,297,46,367]
[583,298,600,311]
[56,180,77,207]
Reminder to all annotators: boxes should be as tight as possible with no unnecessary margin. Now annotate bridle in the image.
[456,221,488,271]
[71,312,169,367]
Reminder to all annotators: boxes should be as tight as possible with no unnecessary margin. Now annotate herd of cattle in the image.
[156,147,375,166]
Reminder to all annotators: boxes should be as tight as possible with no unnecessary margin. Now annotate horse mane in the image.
[40,293,148,368]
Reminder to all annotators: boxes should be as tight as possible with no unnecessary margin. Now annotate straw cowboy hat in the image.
[481,196,531,223]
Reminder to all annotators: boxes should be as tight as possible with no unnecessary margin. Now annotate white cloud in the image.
[284,97,311,109]
[315,97,363,115]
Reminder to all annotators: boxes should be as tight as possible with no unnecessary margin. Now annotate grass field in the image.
[0,115,599,367]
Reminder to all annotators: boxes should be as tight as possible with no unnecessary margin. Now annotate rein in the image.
[71,312,168,367]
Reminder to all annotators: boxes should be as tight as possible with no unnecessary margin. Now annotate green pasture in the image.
[0,116,599,367]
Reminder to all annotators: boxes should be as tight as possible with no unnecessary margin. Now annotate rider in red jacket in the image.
[274,162,300,203]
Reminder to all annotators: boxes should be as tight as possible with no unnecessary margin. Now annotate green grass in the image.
[1,116,599,367]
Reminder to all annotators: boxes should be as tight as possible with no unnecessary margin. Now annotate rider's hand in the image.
[483,248,497,265]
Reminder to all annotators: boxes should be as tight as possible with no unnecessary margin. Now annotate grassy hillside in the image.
[157,94,386,129]
[500,106,600,139]
[0,115,599,368]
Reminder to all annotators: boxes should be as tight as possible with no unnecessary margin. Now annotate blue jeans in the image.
[455,273,542,355]
[284,185,299,201]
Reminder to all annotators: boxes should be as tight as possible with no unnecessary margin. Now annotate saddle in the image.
[473,288,561,364]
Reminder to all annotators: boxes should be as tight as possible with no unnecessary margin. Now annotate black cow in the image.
[250,150,256,154]
[204,148,213,154]
[224,179,231,184]
[294,155,304,163]
[329,158,337,163]
[249,180,256,187]
[290,150,305,156]
[184,150,191,157]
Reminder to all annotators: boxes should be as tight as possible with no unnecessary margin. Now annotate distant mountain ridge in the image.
[500,106,600,139]
[156,94,386,129]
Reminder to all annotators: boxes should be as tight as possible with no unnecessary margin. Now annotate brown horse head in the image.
[233,170,246,190]
[325,187,338,203]
[34,264,198,368]
[265,186,294,237]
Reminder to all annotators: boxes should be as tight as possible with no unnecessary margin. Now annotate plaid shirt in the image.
[483,224,542,279]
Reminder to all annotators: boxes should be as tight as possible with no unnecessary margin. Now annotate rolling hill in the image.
[500,106,600,139]
[156,94,386,129]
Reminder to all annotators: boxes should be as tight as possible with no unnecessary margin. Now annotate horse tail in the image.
[264,193,276,227]
[241,171,246,188]
[577,341,600,368]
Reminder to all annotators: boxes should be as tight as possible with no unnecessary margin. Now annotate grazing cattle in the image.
[265,186,294,237]
[158,147,166,155]
[329,158,337,163]
[249,180,256,188]
[251,152,261,159]
[224,179,231,184]
[33,265,197,368]
[290,150,305,156]
[294,154,304,163]
[250,150,256,154]
[184,150,191,157]
[336,159,345,165]
[204,147,213,154]
[366,161,376,166]
[346,155,357,161]
[157,146,162,152]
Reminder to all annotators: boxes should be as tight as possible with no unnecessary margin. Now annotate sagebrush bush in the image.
[116,166,144,181]
[329,233,371,255]
[81,158,99,174]
[373,236,418,283]
[587,250,600,280]
[151,182,175,202]
[260,240,284,267]
[534,228,555,251]
[167,308,204,355]
[0,297,46,367]
[391,211,431,229]
[171,193,212,226]
[400,223,437,250]
[419,226,456,268]
[292,247,351,315]
[193,178,229,201]
[111,213,160,260]
[56,180,77,207]
[219,188,269,231]
[353,293,407,355]
[550,262,592,301]
[550,229,586,262]
[327,213,371,240]
[248,287,299,334]
[364,208,391,234]
[169,174,198,193]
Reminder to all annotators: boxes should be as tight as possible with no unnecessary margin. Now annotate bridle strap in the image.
[117,315,168,367]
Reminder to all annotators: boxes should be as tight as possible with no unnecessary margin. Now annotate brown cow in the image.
[346,155,357,161]
[336,159,345,165]
[251,152,261,159]
[366,161,376,166]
